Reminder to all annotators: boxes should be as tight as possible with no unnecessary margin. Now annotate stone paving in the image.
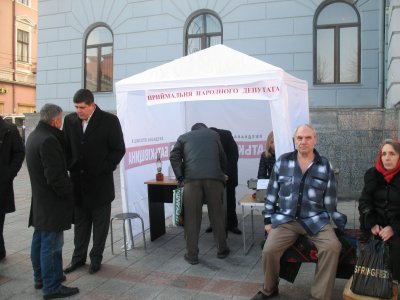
[0,162,362,299]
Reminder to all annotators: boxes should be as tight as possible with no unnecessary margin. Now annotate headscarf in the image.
[375,142,400,182]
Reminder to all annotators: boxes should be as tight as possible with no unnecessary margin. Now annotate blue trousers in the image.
[31,230,64,294]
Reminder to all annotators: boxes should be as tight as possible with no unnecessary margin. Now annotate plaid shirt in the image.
[263,150,347,235]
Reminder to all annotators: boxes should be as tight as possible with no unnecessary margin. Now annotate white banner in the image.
[145,80,282,105]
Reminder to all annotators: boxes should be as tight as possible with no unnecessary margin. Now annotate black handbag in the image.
[350,238,393,299]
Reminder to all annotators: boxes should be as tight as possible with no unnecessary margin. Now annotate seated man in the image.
[251,124,347,300]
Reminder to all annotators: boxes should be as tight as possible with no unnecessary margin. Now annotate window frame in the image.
[84,24,114,93]
[17,29,29,63]
[313,0,361,85]
[17,0,30,6]
[184,9,223,55]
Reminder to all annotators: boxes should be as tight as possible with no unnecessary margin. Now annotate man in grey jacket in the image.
[170,123,230,265]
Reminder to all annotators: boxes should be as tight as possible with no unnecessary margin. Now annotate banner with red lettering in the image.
[145,80,282,105]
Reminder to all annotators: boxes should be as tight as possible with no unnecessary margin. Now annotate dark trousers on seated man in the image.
[69,203,111,271]
[262,221,341,300]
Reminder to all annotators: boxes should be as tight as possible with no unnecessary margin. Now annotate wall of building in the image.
[36,0,383,111]
[0,0,38,115]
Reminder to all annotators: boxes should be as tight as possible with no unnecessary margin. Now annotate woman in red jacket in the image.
[359,139,400,282]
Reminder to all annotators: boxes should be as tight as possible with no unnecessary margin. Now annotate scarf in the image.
[375,146,400,183]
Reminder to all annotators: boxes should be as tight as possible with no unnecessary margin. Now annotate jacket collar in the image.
[37,121,65,147]
[289,149,323,164]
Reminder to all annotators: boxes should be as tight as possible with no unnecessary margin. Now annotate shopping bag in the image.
[351,239,393,299]
[344,276,398,300]
[172,187,184,226]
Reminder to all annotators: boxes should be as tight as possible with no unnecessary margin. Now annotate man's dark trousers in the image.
[226,180,238,229]
[71,203,111,265]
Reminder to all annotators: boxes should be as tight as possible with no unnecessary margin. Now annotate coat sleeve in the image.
[5,126,25,181]
[170,138,184,180]
[257,153,267,179]
[323,164,347,230]
[103,116,126,173]
[358,168,378,230]
[262,159,279,225]
[40,137,72,198]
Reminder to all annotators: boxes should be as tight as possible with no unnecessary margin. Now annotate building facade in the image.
[35,0,400,197]
[0,0,37,115]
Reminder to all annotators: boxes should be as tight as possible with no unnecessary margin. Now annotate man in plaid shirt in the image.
[251,124,347,300]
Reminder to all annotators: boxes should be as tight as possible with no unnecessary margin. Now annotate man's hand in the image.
[265,224,272,234]
[379,226,394,241]
[371,224,382,235]
[177,176,184,188]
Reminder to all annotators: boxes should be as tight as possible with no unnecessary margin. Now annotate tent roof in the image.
[116,45,305,92]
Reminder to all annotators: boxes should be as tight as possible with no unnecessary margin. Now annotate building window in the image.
[17,0,30,5]
[84,25,113,93]
[314,1,360,84]
[185,10,222,55]
[17,29,29,63]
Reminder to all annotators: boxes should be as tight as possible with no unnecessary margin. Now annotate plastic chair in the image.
[110,212,146,258]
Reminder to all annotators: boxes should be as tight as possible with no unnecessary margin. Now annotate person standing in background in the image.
[0,116,24,261]
[26,104,79,299]
[63,89,125,275]
[257,131,275,179]
[207,127,241,235]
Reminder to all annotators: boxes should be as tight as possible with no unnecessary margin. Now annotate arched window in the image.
[84,25,113,92]
[185,10,222,55]
[314,1,360,84]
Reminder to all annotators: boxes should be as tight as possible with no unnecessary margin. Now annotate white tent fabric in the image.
[115,45,309,239]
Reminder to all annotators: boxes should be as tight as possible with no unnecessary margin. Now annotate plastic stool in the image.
[110,212,146,258]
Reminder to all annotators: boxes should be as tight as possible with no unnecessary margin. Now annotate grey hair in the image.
[293,123,317,138]
[40,104,63,124]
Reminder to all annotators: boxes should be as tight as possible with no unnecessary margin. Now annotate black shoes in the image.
[184,254,199,265]
[217,248,230,259]
[43,285,79,299]
[250,289,279,300]
[88,262,101,274]
[228,227,242,235]
[35,275,66,290]
[63,261,85,274]
[205,226,212,233]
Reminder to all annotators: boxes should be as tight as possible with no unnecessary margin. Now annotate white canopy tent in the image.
[115,44,309,237]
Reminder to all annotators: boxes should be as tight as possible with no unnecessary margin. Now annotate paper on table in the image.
[257,179,269,189]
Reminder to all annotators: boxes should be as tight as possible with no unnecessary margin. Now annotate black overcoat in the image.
[26,121,73,232]
[359,167,400,236]
[63,106,125,209]
[0,118,24,214]
[210,128,239,186]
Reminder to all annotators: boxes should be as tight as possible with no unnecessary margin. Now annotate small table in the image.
[144,177,177,241]
[239,194,264,255]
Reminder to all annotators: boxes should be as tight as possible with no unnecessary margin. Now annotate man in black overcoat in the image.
[208,127,241,234]
[63,89,125,274]
[26,104,79,299]
[0,117,24,260]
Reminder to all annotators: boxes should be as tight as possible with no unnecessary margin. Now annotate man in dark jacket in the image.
[0,117,24,261]
[208,127,241,234]
[26,104,79,299]
[63,89,125,274]
[170,123,230,265]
